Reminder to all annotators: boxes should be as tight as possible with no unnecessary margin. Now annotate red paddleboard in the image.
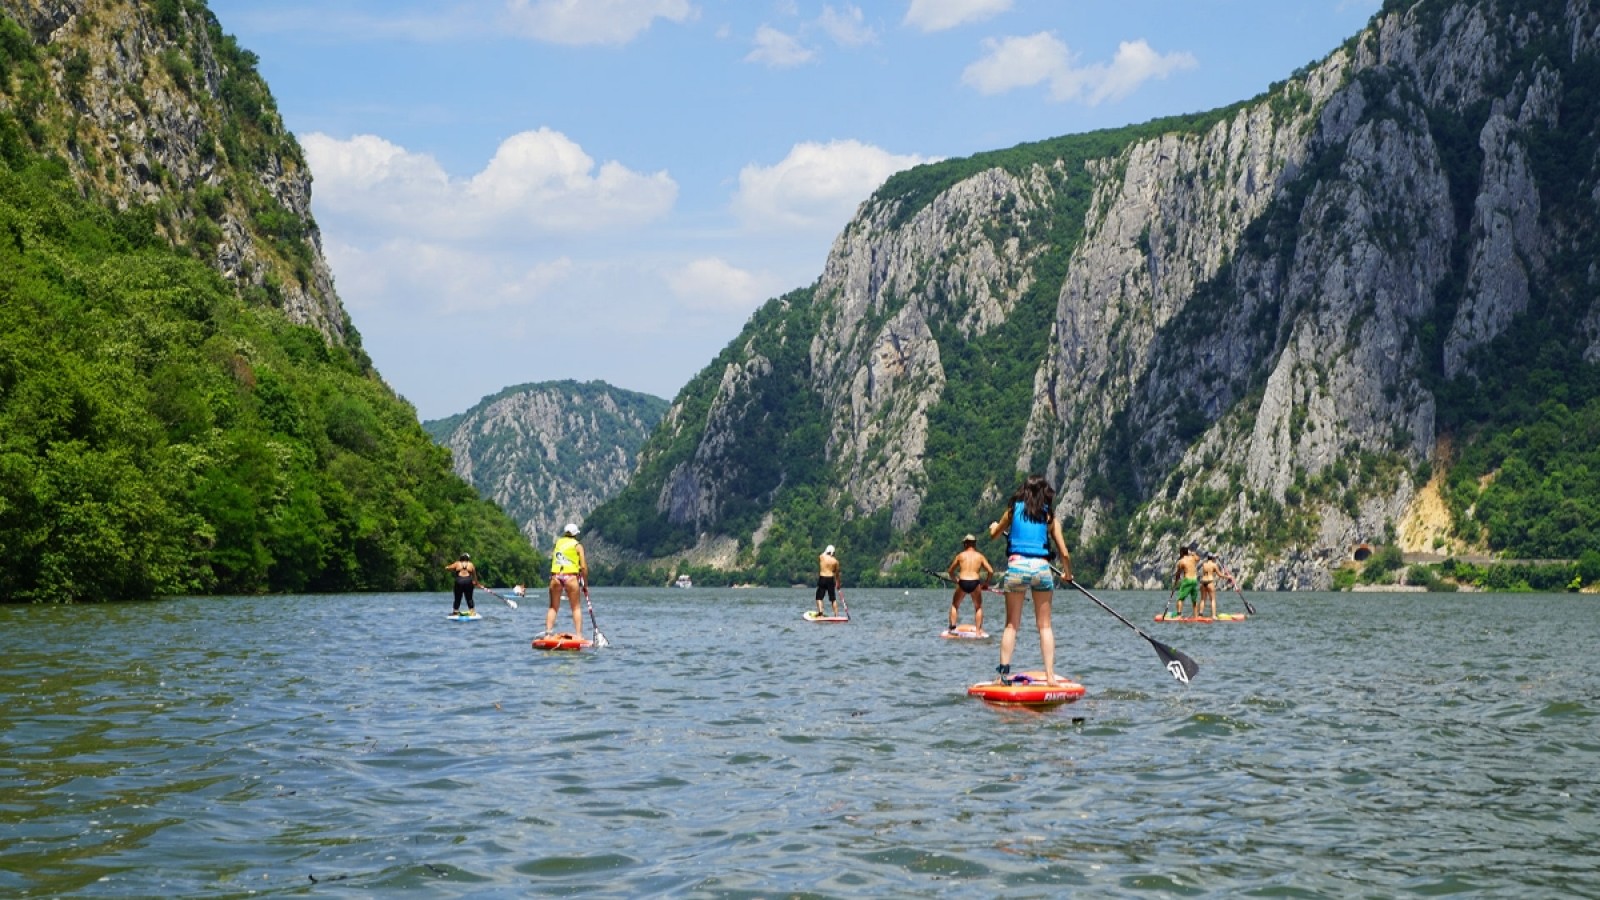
[941,624,989,639]
[532,632,593,651]
[967,672,1085,707]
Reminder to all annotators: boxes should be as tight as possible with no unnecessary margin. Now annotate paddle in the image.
[1231,581,1256,616]
[476,583,518,609]
[1051,565,1198,685]
[582,581,610,647]
[838,582,851,621]
[1162,584,1176,620]
[1198,550,1255,616]
[1218,561,1257,615]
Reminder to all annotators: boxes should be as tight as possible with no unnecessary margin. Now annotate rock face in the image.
[424,382,667,550]
[593,0,1600,586]
[0,0,346,342]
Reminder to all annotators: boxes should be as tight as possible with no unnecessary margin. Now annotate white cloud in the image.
[961,33,1196,105]
[303,129,677,240]
[667,258,773,312]
[817,4,876,47]
[502,0,694,45]
[320,238,576,316]
[961,32,1069,95]
[731,140,934,233]
[745,25,815,67]
[1087,40,1198,105]
[903,0,1011,33]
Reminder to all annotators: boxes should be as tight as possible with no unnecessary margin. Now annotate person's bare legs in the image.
[545,580,561,634]
[1033,589,1057,684]
[568,583,584,639]
[999,589,1024,679]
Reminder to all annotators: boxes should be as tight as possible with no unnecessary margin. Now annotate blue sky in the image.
[206,0,1381,421]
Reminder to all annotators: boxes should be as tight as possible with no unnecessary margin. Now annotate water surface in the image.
[3,588,1597,897]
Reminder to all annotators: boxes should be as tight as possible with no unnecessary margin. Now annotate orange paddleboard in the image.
[532,633,593,651]
[967,672,1085,706]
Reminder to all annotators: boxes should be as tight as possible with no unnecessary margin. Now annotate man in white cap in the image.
[546,523,589,637]
[815,544,842,617]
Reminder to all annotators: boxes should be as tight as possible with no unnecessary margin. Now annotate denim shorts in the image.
[1000,555,1054,591]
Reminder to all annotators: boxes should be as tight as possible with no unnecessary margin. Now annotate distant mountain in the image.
[587,0,1600,589]
[424,381,668,550]
[0,0,542,599]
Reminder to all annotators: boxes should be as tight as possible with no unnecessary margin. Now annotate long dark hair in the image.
[1010,474,1054,523]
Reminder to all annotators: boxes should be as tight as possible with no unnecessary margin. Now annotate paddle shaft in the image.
[1216,559,1256,615]
[582,582,610,647]
[475,582,518,609]
[1049,565,1198,684]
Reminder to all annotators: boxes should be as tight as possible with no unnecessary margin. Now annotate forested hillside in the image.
[423,381,667,550]
[0,3,541,600]
[588,0,1600,591]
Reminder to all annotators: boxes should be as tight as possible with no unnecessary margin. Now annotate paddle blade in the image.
[506,598,518,609]
[1149,637,1199,684]
[595,630,611,648]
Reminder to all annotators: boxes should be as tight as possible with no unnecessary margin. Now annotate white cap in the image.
[824,544,835,555]
[563,523,580,536]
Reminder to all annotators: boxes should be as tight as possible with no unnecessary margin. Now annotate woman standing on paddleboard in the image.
[988,475,1072,686]
[546,524,589,638]
[445,554,478,616]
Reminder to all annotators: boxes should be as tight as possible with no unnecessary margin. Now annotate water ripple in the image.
[3,590,1599,896]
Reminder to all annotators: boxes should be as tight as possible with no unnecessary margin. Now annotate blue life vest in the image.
[1007,500,1051,558]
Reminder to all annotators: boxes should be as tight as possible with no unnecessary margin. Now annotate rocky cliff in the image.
[1,0,346,342]
[424,382,668,550]
[0,0,544,599]
[589,0,1600,588]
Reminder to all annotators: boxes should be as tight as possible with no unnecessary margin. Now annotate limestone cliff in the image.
[1,0,347,342]
[425,382,667,551]
[0,0,546,599]
[589,0,1600,587]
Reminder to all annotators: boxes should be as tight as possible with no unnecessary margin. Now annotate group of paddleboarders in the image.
[936,475,1246,687]
[924,475,1078,687]
[445,523,593,635]
[1169,544,1239,619]
[450,474,1238,681]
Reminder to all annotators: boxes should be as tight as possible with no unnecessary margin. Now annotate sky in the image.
[205,0,1382,421]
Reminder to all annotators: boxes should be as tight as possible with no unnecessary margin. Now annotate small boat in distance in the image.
[673,574,693,589]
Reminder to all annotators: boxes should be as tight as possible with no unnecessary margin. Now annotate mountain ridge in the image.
[586,0,1600,590]
[0,0,543,600]
[423,380,668,551]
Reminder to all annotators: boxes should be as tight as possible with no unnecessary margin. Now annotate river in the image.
[2,588,1597,897]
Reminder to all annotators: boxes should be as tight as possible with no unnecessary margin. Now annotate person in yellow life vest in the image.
[546,523,589,638]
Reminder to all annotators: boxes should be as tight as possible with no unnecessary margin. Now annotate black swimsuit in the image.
[453,569,475,609]
[814,575,837,604]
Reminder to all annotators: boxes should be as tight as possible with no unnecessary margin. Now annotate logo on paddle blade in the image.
[1166,660,1191,684]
